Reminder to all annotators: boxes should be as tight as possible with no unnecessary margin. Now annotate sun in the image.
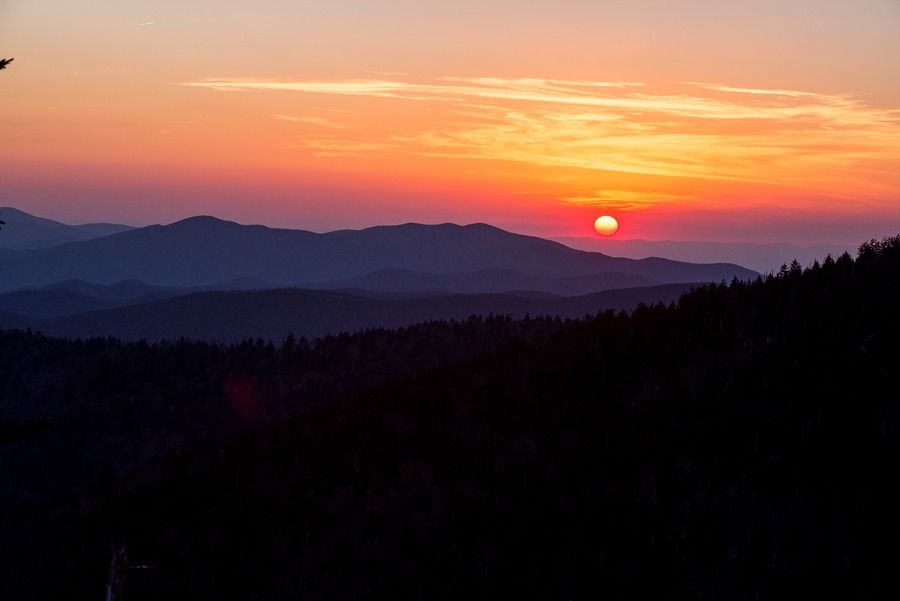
[594,216,619,237]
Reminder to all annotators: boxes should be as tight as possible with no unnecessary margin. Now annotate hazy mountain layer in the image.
[555,236,853,274]
[0,215,755,292]
[308,267,660,295]
[0,207,134,250]
[0,284,695,342]
[0,279,290,318]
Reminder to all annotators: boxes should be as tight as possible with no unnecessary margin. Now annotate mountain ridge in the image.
[0,207,135,250]
[0,213,756,293]
[306,267,660,295]
[0,283,697,342]
[554,235,854,274]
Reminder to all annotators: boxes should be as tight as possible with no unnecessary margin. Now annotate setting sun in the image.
[594,216,619,237]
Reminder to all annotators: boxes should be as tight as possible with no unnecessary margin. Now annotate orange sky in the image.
[1,0,899,243]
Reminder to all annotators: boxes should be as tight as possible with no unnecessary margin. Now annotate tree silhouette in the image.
[0,58,13,70]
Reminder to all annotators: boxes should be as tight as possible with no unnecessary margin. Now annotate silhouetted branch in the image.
[0,58,13,71]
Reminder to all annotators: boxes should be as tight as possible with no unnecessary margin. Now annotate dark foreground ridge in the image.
[0,237,897,599]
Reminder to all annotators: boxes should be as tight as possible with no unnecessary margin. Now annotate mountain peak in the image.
[169,215,236,227]
[1,207,33,217]
[1,207,64,226]
[0,207,135,250]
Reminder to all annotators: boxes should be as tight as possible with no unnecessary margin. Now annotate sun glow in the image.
[181,76,900,217]
[3,0,899,241]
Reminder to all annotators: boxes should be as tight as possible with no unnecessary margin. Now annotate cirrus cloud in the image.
[182,75,900,208]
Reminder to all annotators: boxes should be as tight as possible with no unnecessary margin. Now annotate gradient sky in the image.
[2,0,899,243]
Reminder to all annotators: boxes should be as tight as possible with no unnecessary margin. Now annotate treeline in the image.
[0,315,569,502]
[1,238,898,599]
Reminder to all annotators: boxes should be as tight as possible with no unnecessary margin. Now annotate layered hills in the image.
[0,283,695,342]
[0,207,134,250]
[0,211,759,340]
[0,215,755,293]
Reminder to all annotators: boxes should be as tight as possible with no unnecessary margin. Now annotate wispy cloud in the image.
[182,76,900,206]
[287,139,395,157]
[137,21,157,27]
[682,82,815,98]
[182,77,897,121]
[366,70,409,77]
[561,190,693,211]
[269,114,350,129]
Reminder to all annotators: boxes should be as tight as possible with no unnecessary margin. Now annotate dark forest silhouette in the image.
[0,236,897,599]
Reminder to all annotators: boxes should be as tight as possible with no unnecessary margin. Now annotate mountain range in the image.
[0,207,134,250]
[0,208,760,340]
[0,206,847,278]
[0,283,697,342]
[555,236,853,274]
[308,268,659,296]
[0,212,755,294]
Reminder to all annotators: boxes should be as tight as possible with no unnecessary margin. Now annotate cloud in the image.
[269,114,350,129]
[287,139,394,157]
[682,82,816,98]
[181,75,900,205]
[561,190,693,211]
[182,77,896,122]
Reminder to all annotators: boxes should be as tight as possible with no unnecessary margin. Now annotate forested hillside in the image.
[1,238,897,600]
[0,283,694,342]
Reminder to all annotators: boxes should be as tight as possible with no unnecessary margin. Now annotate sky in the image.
[1,0,899,244]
